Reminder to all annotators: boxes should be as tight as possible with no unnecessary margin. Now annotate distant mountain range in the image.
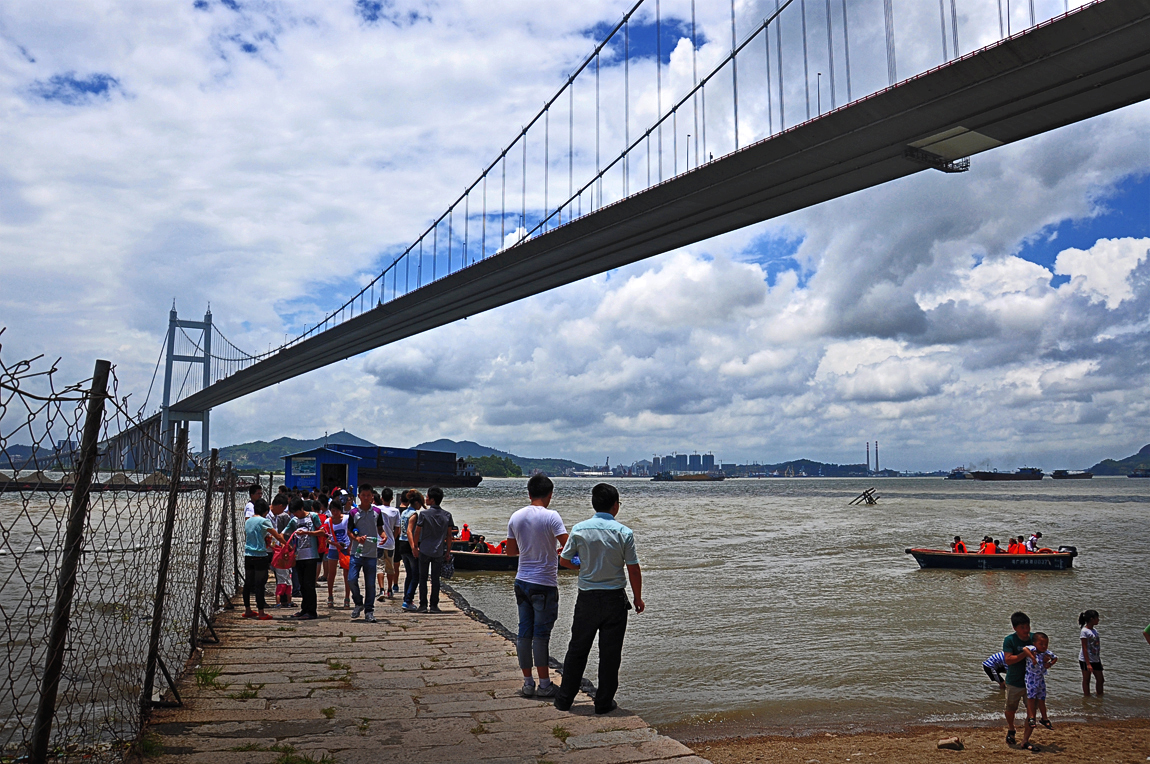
[211,433,588,474]
[1088,443,1150,475]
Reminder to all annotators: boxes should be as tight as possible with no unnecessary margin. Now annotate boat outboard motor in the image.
[1057,545,1077,554]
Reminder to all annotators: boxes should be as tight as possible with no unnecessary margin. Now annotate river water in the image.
[441,476,1150,736]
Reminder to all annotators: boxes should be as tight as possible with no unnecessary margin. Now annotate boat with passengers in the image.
[905,545,1077,569]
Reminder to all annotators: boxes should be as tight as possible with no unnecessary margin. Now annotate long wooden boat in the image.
[449,550,520,572]
[905,547,1077,570]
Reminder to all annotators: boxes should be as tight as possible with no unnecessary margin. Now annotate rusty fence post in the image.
[190,448,219,652]
[140,424,188,713]
[212,462,232,610]
[229,468,241,591]
[29,360,110,764]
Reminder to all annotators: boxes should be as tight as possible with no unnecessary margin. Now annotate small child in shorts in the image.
[1023,632,1058,734]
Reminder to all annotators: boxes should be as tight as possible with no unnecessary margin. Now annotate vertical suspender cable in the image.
[801,0,810,120]
[482,173,487,259]
[824,0,836,107]
[731,0,739,150]
[701,85,707,161]
[1006,0,1011,37]
[447,208,452,273]
[673,111,678,175]
[432,219,437,280]
[692,0,699,167]
[765,19,773,134]
[841,0,851,101]
[997,0,1005,38]
[522,131,527,238]
[776,0,785,128]
[656,0,663,182]
[1028,0,1035,28]
[463,194,468,263]
[595,54,600,209]
[938,0,948,61]
[501,153,506,246]
[883,0,896,85]
[625,19,630,194]
[418,238,422,287]
[544,109,549,229]
[569,81,574,218]
[950,0,959,57]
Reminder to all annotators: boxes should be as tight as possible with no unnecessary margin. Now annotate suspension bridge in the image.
[108,0,1150,468]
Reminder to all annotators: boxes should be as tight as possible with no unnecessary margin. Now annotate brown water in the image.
[441,476,1150,734]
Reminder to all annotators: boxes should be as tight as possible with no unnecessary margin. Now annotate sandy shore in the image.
[683,718,1150,763]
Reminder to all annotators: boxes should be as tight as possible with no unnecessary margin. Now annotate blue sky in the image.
[0,0,1147,471]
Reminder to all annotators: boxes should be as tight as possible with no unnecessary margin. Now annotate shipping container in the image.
[378,447,418,460]
[378,457,419,471]
[417,449,458,463]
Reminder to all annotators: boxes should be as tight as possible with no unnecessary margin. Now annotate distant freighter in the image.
[970,467,1044,481]
[1051,470,1093,479]
[651,472,725,482]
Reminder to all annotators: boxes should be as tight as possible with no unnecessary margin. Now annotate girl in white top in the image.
[1078,609,1103,696]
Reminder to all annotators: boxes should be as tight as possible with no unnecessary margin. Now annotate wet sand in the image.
[683,718,1150,763]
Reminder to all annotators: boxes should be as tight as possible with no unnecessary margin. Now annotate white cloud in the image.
[1055,237,1150,309]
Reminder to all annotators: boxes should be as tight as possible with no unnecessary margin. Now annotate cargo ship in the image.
[1051,470,1093,479]
[945,467,973,480]
[651,472,725,482]
[283,444,481,490]
[1129,468,1150,478]
[970,467,1044,481]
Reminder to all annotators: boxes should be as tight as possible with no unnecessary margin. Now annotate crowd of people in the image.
[950,531,1048,554]
[241,482,457,621]
[239,475,645,715]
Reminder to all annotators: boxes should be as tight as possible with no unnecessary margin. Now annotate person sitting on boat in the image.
[979,536,997,554]
[1025,532,1043,553]
[471,535,489,553]
[1006,537,1021,554]
[994,539,1005,554]
[951,536,968,554]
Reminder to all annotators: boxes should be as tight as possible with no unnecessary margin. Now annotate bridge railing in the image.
[167,0,1095,408]
[0,336,247,759]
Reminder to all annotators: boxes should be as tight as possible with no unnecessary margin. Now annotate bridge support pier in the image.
[160,306,212,463]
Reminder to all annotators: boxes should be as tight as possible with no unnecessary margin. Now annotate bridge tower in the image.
[160,305,212,458]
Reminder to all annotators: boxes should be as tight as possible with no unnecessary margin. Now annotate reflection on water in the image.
[442,477,1150,732]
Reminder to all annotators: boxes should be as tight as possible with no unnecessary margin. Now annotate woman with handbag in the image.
[284,498,326,620]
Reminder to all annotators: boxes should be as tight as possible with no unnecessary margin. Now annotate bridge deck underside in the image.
[172,0,1150,415]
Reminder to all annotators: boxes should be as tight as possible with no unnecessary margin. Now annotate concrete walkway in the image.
[144,589,709,764]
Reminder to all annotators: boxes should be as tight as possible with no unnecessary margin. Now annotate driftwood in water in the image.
[849,487,879,505]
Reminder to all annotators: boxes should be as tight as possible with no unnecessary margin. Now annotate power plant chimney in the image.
[866,441,870,473]
[876,440,880,474]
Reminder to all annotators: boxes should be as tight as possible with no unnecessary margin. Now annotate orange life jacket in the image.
[1007,542,1019,554]
[954,541,967,554]
[979,543,993,554]
[460,527,471,541]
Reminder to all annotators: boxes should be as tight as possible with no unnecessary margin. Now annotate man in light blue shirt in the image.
[554,483,644,715]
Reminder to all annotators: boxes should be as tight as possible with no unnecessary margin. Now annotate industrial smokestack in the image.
[876,440,880,474]
[866,441,870,473]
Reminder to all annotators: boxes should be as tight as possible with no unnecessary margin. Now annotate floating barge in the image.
[905,547,1077,569]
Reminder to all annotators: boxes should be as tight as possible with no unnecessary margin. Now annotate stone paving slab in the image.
[142,591,707,764]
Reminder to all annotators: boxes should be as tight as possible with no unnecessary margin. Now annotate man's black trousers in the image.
[557,588,629,712]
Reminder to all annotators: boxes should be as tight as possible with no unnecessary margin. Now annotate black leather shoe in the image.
[594,700,618,715]
[553,695,573,712]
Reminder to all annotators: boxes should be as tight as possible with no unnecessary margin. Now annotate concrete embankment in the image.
[142,590,709,764]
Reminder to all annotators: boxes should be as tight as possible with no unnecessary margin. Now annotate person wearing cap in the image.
[1025,532,1044,553]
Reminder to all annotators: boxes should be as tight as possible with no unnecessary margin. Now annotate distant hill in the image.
[216,430,376,471]
[414,439,588,475]
[1089,444,1150,476]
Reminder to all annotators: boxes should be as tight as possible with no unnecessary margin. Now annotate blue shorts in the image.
[325,547,340,561]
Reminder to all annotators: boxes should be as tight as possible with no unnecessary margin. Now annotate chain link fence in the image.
[0,339,247,761]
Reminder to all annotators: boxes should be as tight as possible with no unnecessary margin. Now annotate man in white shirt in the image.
[243,484,263,519]
[375,488,401,600]
[1025,532,1043,553]
[506,474,568,698]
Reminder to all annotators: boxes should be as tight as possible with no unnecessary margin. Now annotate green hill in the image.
[1088,444,1150,475]
[414,439,588,475]
[216,430,375,471]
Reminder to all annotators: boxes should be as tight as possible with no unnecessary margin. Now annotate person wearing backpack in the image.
[284,498,326,620]
[348,484,387,623]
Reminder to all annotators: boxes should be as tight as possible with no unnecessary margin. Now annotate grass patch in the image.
[277,626,297,632]
[229,742,264,751]
[357,718,370,735]
[327,659,351,671]
[135,732,164,757]
[552,725,571,743]
[227,681,264,700]
[193,664,228,690]
[349,635,357,643]
[470,723,488,735]
[486,689,496,698]
[273,752,336,764]
[321,706,336,719]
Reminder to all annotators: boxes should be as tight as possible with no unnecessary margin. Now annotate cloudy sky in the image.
[1,0,1147,471]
